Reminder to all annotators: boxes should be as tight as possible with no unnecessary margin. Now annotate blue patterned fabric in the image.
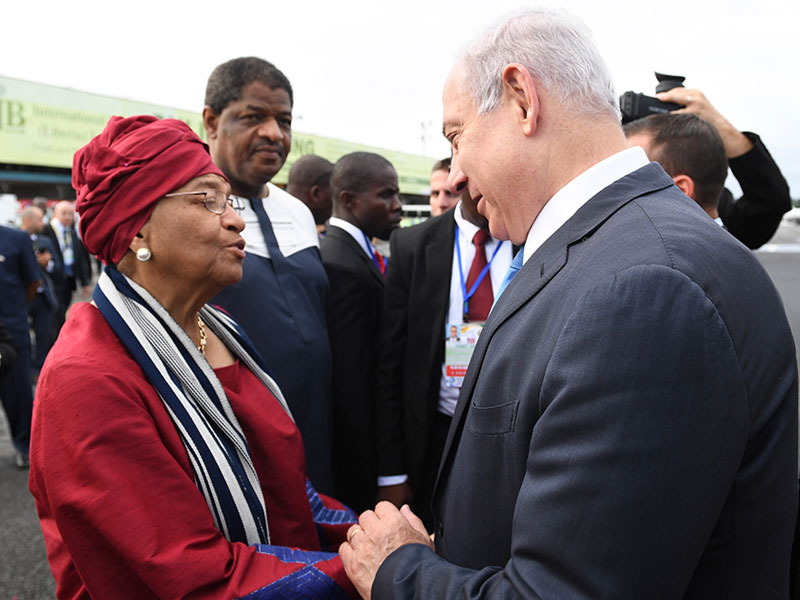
[306,479,357,526]
[239,486,357,599]
[252,545,338,566]
[237,563,351,600]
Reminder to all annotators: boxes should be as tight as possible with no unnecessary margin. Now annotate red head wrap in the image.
[72,115,226,265]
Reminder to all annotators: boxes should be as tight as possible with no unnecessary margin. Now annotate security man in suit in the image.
[42,200,91,341]
[0,224,41,468]
[340,8,797,599]
[320,152,402,513]
[19,206,61,375]
[428,158,461,217]
[374,178,512,529]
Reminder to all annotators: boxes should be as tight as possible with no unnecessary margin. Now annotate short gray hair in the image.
[459,8,619,120]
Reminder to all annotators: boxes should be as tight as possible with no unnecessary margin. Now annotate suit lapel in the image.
[434,163,676,487]
[435,224,570,477]
[328,226,385,287]
[424,215,457,366]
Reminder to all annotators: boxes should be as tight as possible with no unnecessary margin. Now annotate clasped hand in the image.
[340,501,433,599]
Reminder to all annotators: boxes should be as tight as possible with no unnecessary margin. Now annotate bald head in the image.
[53,201,76,227]
[286,155,334,225]
[20,206,45,234]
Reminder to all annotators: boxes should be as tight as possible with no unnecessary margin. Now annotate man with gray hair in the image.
[340,8,797,599]
[41,200,91,339]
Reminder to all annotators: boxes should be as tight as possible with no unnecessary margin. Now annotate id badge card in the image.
[444,322,484,388]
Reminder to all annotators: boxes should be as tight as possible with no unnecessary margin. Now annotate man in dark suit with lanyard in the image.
[374,177,511,529]
[320,152,402,513]
[42,200,91,341]
[340,8,797,599]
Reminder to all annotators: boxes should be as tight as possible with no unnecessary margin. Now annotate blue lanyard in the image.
[455,223,504,320]
[362,232,383,272]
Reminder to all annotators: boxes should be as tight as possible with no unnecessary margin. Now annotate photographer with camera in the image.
[622,76,792,248]
[625,112,728,222]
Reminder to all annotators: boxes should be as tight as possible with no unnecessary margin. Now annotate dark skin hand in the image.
[25,280,41,303]
[376,482,414,509]
[36,250,52,268]
[340,502,434,600]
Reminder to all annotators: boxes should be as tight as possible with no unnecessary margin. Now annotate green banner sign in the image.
[0,75,435,195]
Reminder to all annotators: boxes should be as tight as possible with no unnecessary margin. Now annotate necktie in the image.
[63,226,74,276]
[465,229,493,321]
[373,250,386,276]
[495,247,525,301]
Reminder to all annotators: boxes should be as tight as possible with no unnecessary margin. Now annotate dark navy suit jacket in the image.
[374,210,456,492]
[374,163,798,599]
[32,234,60,309]
[320,225,386,512]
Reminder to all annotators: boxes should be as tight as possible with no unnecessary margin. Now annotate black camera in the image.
[619,72,686,123]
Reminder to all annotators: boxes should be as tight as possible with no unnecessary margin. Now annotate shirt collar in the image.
[453,201,479,241]
[329,216,372,258]
[453,200,501,245]
[523,146,649,264]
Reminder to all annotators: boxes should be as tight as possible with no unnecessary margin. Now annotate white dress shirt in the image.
[522,146,649,264]
[378,203,512,487]
[438,201,513,416]
[237,183,319,259]
[327,217,375,259]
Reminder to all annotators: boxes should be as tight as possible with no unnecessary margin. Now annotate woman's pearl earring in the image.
[136,247,152,262]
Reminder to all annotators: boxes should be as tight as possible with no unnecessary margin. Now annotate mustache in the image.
[253,142,284,155]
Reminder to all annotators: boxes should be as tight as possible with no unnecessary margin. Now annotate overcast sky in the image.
[3,0,798,195]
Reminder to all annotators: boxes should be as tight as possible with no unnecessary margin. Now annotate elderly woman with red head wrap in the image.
[28,116,358,599]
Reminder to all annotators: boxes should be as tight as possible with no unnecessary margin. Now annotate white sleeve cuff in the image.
[377,474,409,487]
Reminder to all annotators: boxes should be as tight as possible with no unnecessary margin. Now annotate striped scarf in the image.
[93,266,293,546]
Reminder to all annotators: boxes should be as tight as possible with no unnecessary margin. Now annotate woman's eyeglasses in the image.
[164,190,244,215]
